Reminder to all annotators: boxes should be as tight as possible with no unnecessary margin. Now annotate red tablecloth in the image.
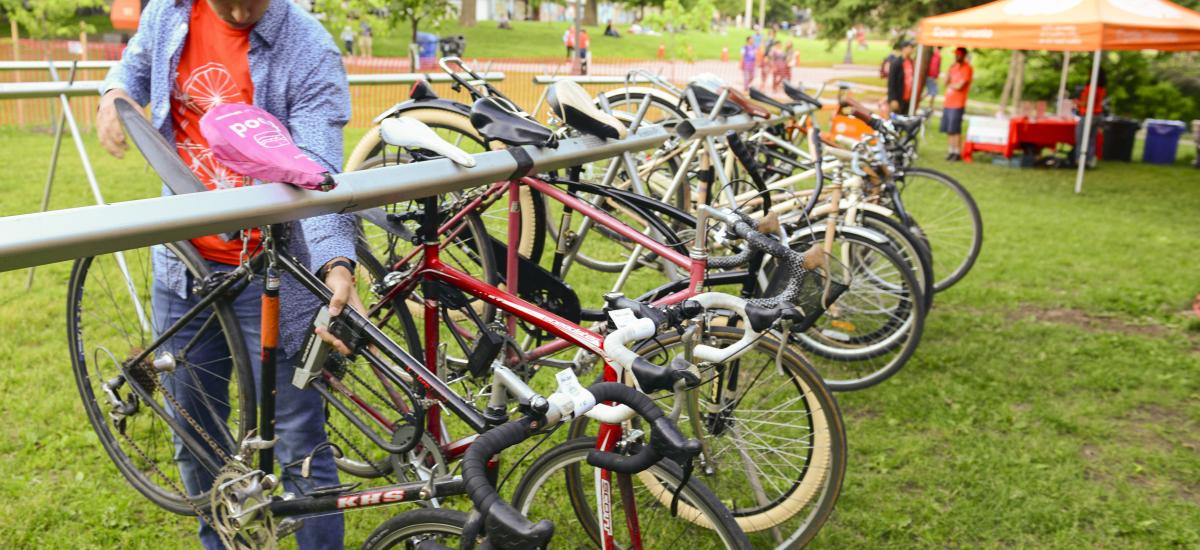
[964,116,1103,162]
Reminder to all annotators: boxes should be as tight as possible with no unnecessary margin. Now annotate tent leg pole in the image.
[908,45,924,116]
[1013,51,1026,112]
[1056,52,1071,116]
[1075,49,1102,195]
[998,51,1017,114]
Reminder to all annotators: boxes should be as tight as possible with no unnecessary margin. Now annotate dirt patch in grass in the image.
[1007,305,1171,337]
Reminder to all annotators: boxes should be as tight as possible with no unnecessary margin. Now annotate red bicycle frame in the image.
[358,175,715,549]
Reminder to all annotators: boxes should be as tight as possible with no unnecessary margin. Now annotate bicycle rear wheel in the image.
[511,437,752,549]
[69,242,255,515]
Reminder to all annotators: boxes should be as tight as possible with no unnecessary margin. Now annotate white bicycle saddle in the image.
[379,116,477,167]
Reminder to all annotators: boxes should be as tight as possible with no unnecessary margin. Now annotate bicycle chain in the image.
[114,416,217,527]
[324,415,396,483]
[143,361,234,465]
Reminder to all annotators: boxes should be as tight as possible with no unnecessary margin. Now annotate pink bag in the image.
[200,103,334,191]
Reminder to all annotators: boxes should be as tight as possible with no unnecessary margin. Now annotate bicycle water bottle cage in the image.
[200,103,335,191]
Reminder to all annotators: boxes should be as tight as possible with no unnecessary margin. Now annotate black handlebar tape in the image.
[461,417,555,550]
[584,382,668,474]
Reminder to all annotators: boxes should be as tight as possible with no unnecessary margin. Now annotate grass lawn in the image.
[0,123,1197,548]
[367,20,890,65]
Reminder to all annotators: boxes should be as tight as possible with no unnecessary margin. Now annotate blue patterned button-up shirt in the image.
[104,0,357,358]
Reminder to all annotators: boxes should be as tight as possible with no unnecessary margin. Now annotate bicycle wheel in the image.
[787,227,926,391]
[838,208,935,312]
[891,167,983,292]
[511,437,752,549]
[346,107,547,264]
[567,326,846,548]
[69,242,255,515]
[361,508,467,550]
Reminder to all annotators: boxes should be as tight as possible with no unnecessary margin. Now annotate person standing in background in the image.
[925,46,942,110]
[886,39,914,115]
[564,25,575,58]
[941,47,973,161]
[577,27,591,73]
[760,27,778,85]
[358,18,373,57]
[740,36,757,91]
[340,24,354,55]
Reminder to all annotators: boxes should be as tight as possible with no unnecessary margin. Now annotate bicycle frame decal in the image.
[336,488,407,509]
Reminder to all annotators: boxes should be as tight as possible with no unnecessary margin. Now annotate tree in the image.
[316,0,456,46]
[459,0,476,27]
[0,0,106,39]
[803,0,983,41]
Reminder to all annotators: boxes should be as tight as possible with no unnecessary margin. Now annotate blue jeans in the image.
[1074,114,1099,164]
[153,259,344,550]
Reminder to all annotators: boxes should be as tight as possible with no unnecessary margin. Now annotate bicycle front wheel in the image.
[362,508,467,550]
[512,437,751,549]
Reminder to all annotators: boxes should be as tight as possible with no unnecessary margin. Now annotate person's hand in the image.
[315,259,365,355]
[97,89,134,159]
[888,100,900,113]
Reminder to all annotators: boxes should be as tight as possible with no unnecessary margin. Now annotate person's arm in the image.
[97,1,159,158]
[285,47,360,320]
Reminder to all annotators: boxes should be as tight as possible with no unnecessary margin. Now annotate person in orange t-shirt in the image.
[940,47,972,161]
[171,0,260,265]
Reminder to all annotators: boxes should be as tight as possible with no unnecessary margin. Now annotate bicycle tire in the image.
[893,167,983,292]
[511,437,752,549]
[361,507,468,550]
[566,326,846,548]
[787,228,926,391]
[69,242,255,515]
[346,106,547,264]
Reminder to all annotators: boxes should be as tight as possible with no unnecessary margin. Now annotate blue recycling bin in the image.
[416,32,439,70]
[1142,119,1187,165]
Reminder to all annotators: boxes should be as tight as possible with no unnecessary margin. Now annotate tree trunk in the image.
[584,0,597,26]
[411,17,420,44]
[459,0,476,27]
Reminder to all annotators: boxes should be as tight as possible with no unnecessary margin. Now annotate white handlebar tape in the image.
[689,292,760,363]
[603,317,656,376]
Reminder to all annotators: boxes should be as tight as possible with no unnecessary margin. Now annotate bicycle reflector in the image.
[200,103,335,191]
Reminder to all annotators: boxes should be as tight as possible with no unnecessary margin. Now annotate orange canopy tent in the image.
[913,0,1200,192]
[917,0,1200,51]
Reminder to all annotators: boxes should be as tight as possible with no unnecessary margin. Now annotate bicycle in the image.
[70,98,755,548]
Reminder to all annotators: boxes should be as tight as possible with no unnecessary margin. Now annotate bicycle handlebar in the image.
[459,382,699,550]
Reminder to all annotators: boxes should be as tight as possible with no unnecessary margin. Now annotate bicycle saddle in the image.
[469,97,557,148]
[748,87,793,115]
[379,117,476,167]
[546,80,627,140]
[891,115,923,134]
[723,86,772,119]
[201,103,334,191]
[409,79,439,101]
[685,83,742,117]
[783,82,822,108]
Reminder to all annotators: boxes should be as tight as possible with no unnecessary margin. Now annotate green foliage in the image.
[0,0,106,39]
[972,50,1200,122]
[315,0,457,44]
[802,0,985,41]
[638,0,714,32]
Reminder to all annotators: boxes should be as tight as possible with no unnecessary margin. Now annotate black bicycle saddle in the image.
[748,87,793,115]
[409,79,440,102]
[469,97,557,148]
[685,83,742,117]
[546,80,627,140]
[782,82,822,108]
[891,115,923,134]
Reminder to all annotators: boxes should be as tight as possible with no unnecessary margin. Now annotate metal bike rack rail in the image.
[0,124,683,271]
[0,72,506,100]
